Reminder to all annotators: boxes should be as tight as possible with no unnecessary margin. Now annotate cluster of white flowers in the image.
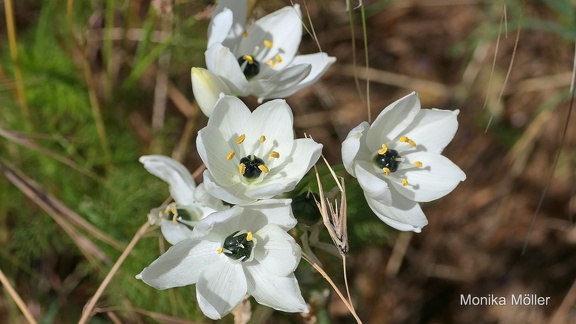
[137,1,466,321]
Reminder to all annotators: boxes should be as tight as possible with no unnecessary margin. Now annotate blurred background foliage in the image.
[1,0,575,323]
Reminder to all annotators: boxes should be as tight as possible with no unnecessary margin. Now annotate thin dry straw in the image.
[79,222,151,323]
[0,268,38,324]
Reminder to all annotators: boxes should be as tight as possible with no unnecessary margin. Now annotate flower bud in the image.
[191,67,231,117]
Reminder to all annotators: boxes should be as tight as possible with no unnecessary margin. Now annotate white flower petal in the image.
[265,138,322,189]
[403,108,460,155]
[160,221,193,245]
[196,258,247,320]
[266,52,336,98]
[245,180,296,200]
[194,183,227,212]
[245,268,308,313]
[341,121,371,177]
[244,99,295,162]
[197,127,238,186]
[192,205,243,240]
[191,67,231,117]
[208,96,252,145]
[207,8,233,48]
[139,155,196,205]
[205,43,251,95]
[365,193,428,233]
[211,0,248,49]
[253,224,301,276]
[237,199,297,230]
[250,64,311,100]
[137,239,220,289]
[366,92,421,149]
[390,152,466,202]
[201,170,254,205]
[238,5,302,69]
[354,162,392,205]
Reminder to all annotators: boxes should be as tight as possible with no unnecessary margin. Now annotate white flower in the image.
[206,0,336,102]
[196,95,322,204]
[136,199,308,320]
[341,92,466,232]
[191,67,232,117]
[140,155,227,244]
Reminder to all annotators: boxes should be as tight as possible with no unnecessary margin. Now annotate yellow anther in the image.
[378,144,388,155]
[413,161,423,168]
[247,232,253,241]
[266,59,275,67]
[408,139,417,147]
[242,55,254,64]
[242,31,248,37]
[217,247,224,254]
[239,163,246,175]
[275,55,283,63]
[226,150,235,160]
[402,178,409,186]
[258,165,270,173]
[264,40,273,48]
[236,134,246,144]
[383,167,391,176]
[260,135,266,143]
[269,151,280,159]
[399,136,408,143]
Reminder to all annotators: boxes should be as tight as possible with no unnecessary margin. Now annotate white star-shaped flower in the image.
[140,155,227,244]
[136,199,308,320]
[196,95,322,204]
[205,0,336,102]
[341,92,466,232]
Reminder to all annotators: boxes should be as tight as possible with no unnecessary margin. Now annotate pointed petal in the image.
[139,155,196,205]
[137,239,220,289]
[266,53,336,98]
[390,152,466,202]
[207,95,251,145]
[264,138,322,191]
[211,0,247,49]
[365,193,428,233]
[354,162,392,205]
[201,170,253,205]
[160,221,193,245]
[250,64,311,100]
[253,224,301,276]
[191,67,231,117]
[238,5,302,69]
[208,8,233,48]
[366,92,420,149]
[403,109,460,154]
[196,259,247,320]
[245,268,308,313]
[205,43,251,95]
[341,121,371,177]
[196,126,238,186]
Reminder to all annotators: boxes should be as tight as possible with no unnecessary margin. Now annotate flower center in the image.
[219,231,254,262]
[374,149,401,174]
[239,155,268,179]
[238,55,260,78]
[158,203,196,228]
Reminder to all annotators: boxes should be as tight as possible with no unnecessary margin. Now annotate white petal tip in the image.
[135,273,143,280]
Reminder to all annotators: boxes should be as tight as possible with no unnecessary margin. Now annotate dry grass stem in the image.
[79,221,151,324]
[0,268,38,324]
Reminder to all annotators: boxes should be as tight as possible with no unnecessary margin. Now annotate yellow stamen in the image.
[260,135,266,143]
[236,134,246,144]
[266,59,275,67]
[275,55,283,63]
[408,139,417,147]
[402,178,409,186]
[217,247,224,254]
[246,232,253,241]
[242,31,248,37]
[383,167,391,176]
[269,151,280,159]
[399,136,408,143]
[239,163,246,175]
[378,144,388,155]
[264,40,273,48]
[226,150,235,160]
[242,55,254,64]
[258,165,269,173]
[413,161,423,168]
